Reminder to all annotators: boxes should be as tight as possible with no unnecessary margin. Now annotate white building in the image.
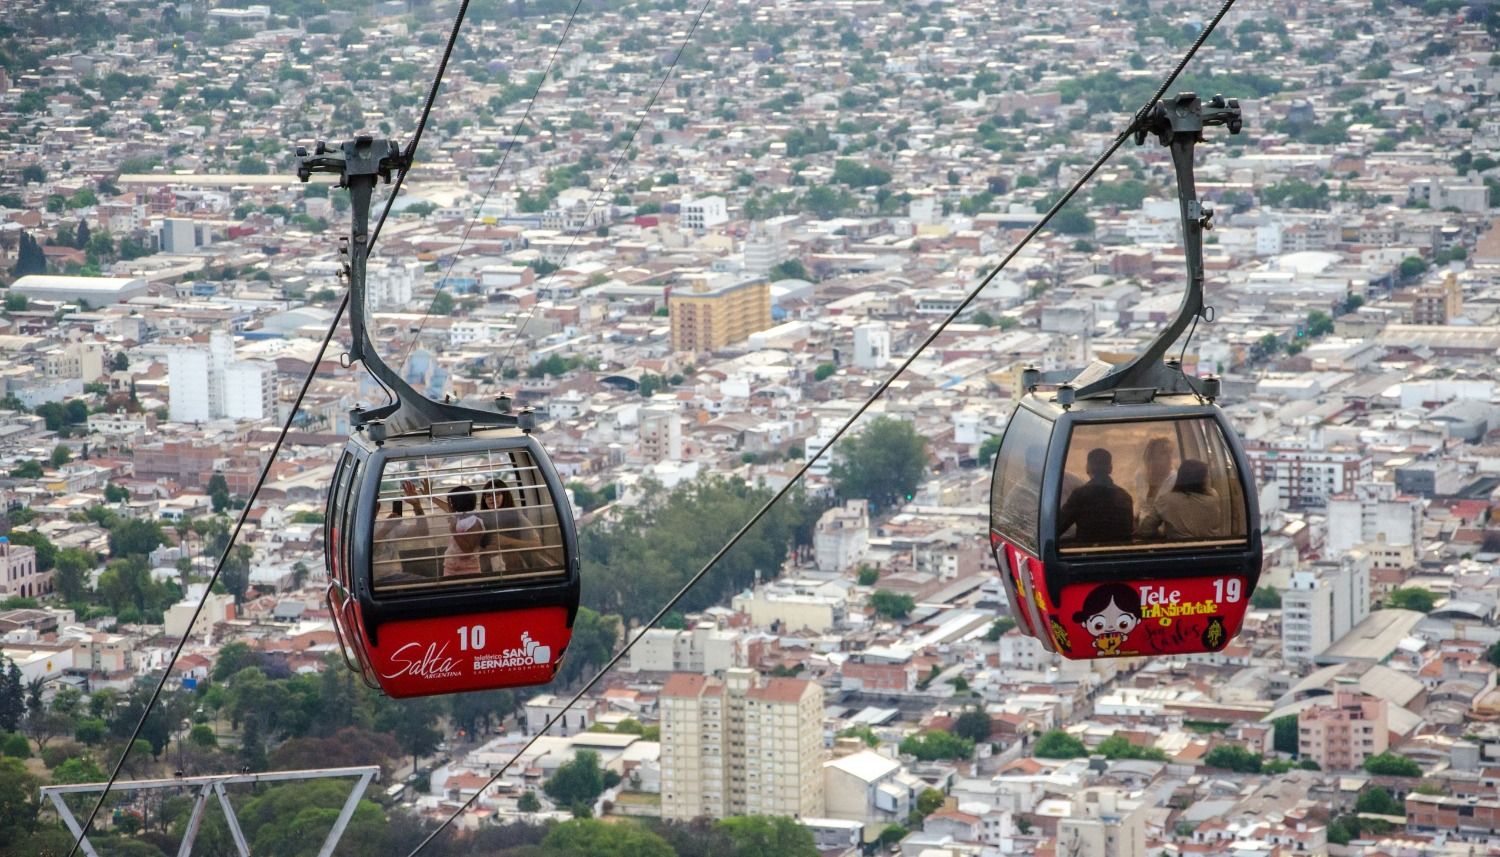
[628,625,742,673]
[159,218,210,253]
[815,501,869,573]
[744,222,788,275]
[168,330,275,422]
[681,196,728,233]
[368,260,421,309]
[1326,482,1423,555]
[1283,553,1372,665]
[164,585,236,639]
[639,404,683,463]
[852,323,890,370]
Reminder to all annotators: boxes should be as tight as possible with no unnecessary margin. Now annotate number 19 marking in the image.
[1213,578,1242,603]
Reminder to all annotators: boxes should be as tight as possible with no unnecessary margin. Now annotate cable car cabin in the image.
[988,393,1261,660]
[324,427,580,698]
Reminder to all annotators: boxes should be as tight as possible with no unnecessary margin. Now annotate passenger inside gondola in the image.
[1057,448,1134,545]
[478,478,544,575]
[442,486,484,577]
[1133,437,1177,524]
[1138,459,1224,539]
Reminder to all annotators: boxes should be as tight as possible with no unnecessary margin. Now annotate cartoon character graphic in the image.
[1073,583,1142,657]
[1048,617,1072,652]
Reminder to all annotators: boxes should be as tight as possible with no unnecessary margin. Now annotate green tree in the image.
[830,417,928,510]
[577,478,815,623]
[1355,786,1401,815]
[211,641,259,682]
[543,749,607,811]
[1398,256,1427,280]
[1363,751,1422,777]
[1033,730,1087,759]
[837,725,879,747]
[517,790,541,812]
[952,708,992,743]
[49,445,71,467]
[1251,586,1281,609]
[1097,735,1168,761]
[542,818,674,857]
[1273,715,1299,755]
[0,757,41,839]
[769,259,809,281]
[870,590,915,619]
[717,815,818,857]
[379,697,444,774]
[978,435,1003,467]
[1385,587,1435,613]
[813,363,836,381]
[986,617,1016,641]
[431,291,455,315]
[188,724,217,748]
[899,730,974,761]
[0,734,27,759]
[107,518,165,558]
[916,788,946,816]
[1051,208,1094,235]
[1204,744,1263,773]
[856,566,879,586]
[8,461,42,479]
[1305,310,1335,338]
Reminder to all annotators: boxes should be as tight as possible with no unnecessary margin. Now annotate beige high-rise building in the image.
[660,668,824,821]
[668,276,772,352]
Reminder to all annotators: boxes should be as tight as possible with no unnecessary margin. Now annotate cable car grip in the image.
[296,136,530,437]
[1072,92,1243,401]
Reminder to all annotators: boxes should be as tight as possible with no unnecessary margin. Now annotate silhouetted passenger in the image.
[1057,448,1134,545]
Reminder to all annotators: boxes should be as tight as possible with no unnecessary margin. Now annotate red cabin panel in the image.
[355,605,573,698]
[1024,564,1248,659]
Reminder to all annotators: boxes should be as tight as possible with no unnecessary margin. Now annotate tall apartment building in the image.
[1410,273,1463,324]
[1282,553,1371,665]
[168,330,275,422]
[668,276,772,352]
[1245,442,1372,510]
[0,537,46,599]
[1298,691,1388,771]
[1056,788,1146,857]
[639,404,684,463]
[661,669,825,822]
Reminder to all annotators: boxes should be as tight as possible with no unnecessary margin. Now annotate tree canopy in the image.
[899,730,973,761]
[1033,730,1086,759]
[830,417,928,511]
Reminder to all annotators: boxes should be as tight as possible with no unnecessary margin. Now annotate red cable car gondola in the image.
[989,93,1262,660]
[301,138,580,697]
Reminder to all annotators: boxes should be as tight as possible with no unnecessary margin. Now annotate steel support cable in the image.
[393,0,589,376]
[65,2,477,853]
[406,2,1240,853]
[497,0,713,372]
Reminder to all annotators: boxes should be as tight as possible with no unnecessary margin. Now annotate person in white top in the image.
[1138,459,1224,540]
[1132,436,1177,527]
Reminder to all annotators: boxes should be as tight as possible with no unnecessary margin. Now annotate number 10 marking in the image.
[457,624,487,651]
[1213,578,1242,603]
